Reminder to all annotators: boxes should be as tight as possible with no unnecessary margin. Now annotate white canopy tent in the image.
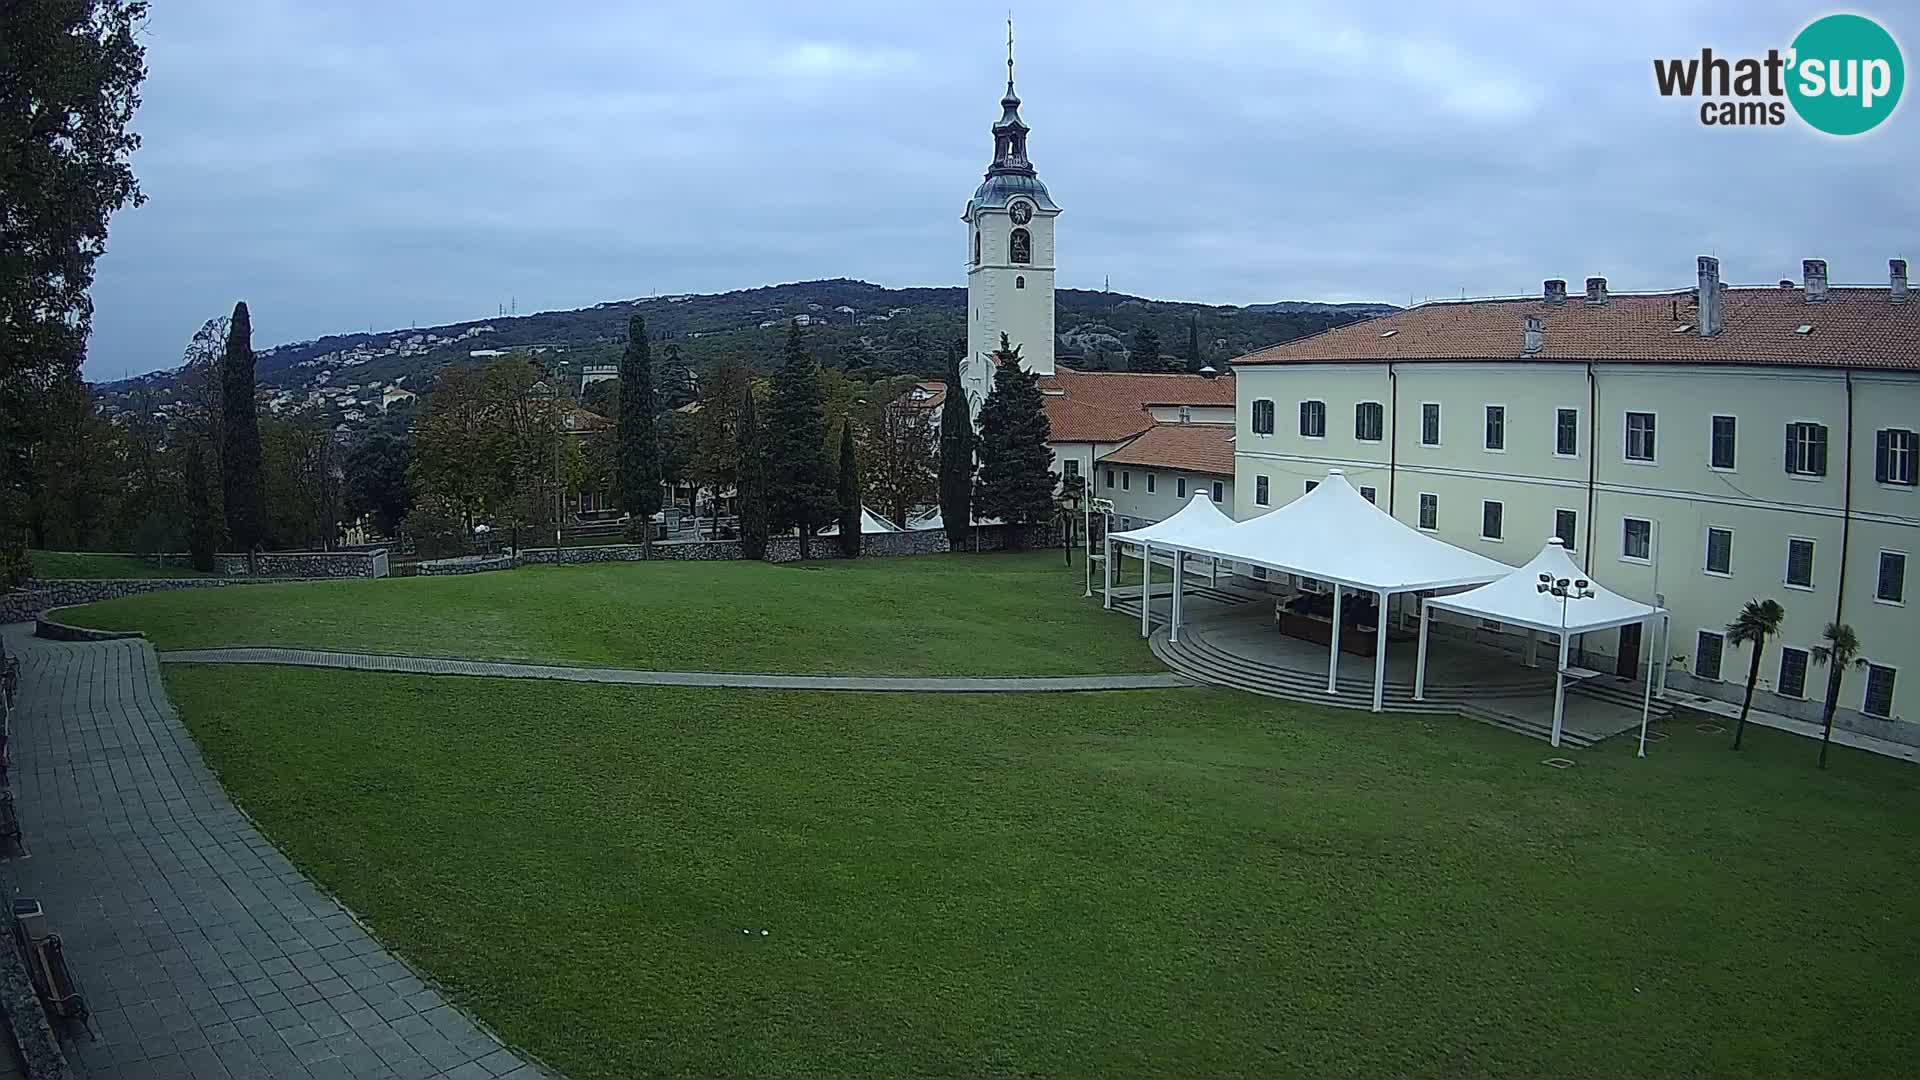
[1120,470,1509,712]
[819,507,904,536]
[1419,537,1668,749]
[1106,492,1238,643]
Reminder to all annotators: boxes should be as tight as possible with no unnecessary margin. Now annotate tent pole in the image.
[1170,550,1185,643]
[1552,631,1570,748]
[1102,531,1113,609]
[1637,615,1656,758]
[1371,588,1389,713]
[1327,584,1343,694]
[1140,542,1152,638]
[1525,629,1538,668]
[1655,613,1670,697]
[1414,599,1430,701]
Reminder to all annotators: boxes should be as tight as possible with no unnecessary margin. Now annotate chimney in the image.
[1543,279,1567,305]
[1522,314,1545,355]
[1585,276,1609,305]
[1696,256,1723,336]
[1893,258,1909,304]
[1803,258,1828,303]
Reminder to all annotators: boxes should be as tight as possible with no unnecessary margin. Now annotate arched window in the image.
[973,230,981,265]
[1015,276,1025,289]
[1010,227,1031,264]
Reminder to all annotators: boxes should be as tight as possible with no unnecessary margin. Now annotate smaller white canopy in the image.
[1171,470,1507,593]
[820,507,904,536]
[1425,538,1665,634]
[1109,492,1237,548]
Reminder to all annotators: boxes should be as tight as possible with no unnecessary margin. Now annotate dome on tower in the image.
[968,173,1057,217]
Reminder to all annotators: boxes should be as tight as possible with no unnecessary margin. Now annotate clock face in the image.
[1009,201,1033,225]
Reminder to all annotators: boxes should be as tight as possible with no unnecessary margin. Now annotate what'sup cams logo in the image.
[1654,13,1903,134]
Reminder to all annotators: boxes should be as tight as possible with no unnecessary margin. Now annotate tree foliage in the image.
[618,315,661,539]
[1810,622,1867,770]
[837,418,861,558]
[974,334,1056,544]
[656,343,698,410]
[221,302,267,548]
[344,433,413,537]
[1184,314,1205,372]
[691,363,751,536]
[1129,324,1165,372]
[1,0,147,549]
[736,381,768,559]
[764,323,836,536]
[860,394,937,530]
[937,346,974,549]
[260,411,339,550]
[181,440,223,571]
[1726,599,1786,751]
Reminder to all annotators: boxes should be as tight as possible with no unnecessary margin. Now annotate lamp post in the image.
[1537,571,1595,748]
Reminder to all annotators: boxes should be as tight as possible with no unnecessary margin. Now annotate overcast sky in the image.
[86,1,1918,379]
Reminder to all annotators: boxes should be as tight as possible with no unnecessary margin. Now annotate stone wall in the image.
[511,524,1057,566]
[1,578,283,625]
[416,555,516,576]
[210,550,388,579]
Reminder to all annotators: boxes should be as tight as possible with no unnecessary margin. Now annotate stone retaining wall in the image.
[513,524,1057,567]
[1,578,287,625]
[210,549,388,579]
[416,555,516,576]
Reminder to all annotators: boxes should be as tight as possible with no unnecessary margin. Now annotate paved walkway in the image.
[1668,688,1920,764]
[0,625,547,1080]
[160,648,1192,693]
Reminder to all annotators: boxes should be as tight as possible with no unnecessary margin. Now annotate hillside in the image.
[98,279,1393,429]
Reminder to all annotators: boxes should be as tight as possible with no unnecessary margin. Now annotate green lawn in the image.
[63,552,1155,675]
[26,549,208,579]
[169,666,1920,1080]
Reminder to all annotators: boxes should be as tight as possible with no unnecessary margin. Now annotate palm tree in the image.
[1726,599,1786,750]
[1809,622,1867,770]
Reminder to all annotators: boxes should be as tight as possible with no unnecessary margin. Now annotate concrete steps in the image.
[1570,674,1675,720]
[1152,627,1603,749]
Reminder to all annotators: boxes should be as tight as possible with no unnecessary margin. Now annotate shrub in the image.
[400,497,469,559]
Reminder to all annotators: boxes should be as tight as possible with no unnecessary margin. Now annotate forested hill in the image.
[100,279,1395,404]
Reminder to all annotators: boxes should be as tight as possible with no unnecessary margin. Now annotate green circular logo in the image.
[1787,14,1904,135]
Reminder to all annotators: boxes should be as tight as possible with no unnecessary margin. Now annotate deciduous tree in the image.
[1,0,147,548]
[344,433,413,537]
[974,334,1056,547]
[692,363,750,538]
[860,394,937,530]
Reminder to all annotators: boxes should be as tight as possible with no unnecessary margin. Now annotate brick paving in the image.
[160,647,1193,693]
[0,625,547,1080]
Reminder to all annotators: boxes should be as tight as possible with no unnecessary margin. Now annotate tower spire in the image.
[988,17,1033,177]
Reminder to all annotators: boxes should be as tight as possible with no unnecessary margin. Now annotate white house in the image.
[1227,256,1917,730]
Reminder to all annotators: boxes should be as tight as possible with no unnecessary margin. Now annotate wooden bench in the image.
[12,900,87,1026]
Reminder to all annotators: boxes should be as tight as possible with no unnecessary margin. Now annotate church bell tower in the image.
[961,24,1058,416]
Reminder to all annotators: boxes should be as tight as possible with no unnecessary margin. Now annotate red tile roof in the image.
[1038,368,1235,443]
[1233,286,1919,371]
[1096,422,1235,475]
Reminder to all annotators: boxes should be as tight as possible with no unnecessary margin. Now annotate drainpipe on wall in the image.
[1835,370,1855,629]
[1386,361,1398,515]
[1582,360,1597,576]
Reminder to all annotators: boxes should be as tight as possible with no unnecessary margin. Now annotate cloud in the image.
[82,0,1917,378]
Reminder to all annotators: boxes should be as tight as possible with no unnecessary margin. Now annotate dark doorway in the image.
[1616,623,1642,678]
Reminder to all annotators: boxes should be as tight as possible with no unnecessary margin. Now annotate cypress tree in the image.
[837,418,861,558]
[1185,314,1205,372]
[221,301,266,549]
[736,383,769,560]
[975,335,1056,549]
[618,315,662,546]
[764,322,836,537]
[184,441,225,572]
[937,345,974,549]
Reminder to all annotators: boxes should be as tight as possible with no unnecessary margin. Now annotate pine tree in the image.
[837,418,862,558]
[1129,324,1164,373]
[764,322,836,536]
[618,315,662,545]
[656,342,698,410]
[1185,314,1205,373]
[221,301,266,549]
[975,334,1056,548]
[736,383,769,560]
[937,346,974,549]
